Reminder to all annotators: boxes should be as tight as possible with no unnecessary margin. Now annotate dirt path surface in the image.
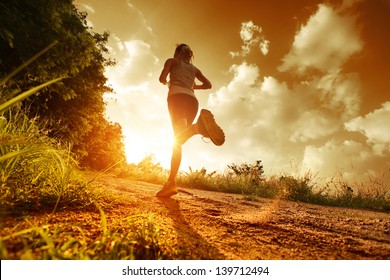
[101,175,390,260]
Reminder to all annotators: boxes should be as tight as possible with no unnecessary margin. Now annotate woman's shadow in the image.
[157,197,225,260]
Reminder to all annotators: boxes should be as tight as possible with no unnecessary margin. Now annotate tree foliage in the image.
[0,0,125,169]
[77,116,126,170]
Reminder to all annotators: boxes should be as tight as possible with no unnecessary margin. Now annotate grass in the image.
[173,162,390,212]
[0,212,174,260]
[0,108,98,212]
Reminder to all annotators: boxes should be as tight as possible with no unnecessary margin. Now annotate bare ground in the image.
[1,174,389,259]
[101,175,390,260]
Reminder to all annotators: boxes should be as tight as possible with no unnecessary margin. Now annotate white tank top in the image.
[168,60,196,98]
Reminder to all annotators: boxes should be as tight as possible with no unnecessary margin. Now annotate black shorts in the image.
[167,94,199,125]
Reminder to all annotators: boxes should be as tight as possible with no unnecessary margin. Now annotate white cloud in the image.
[208,58,361,153]
[105,39,159,90]
[278,4,363,74]
[300,137,390,184]
[206,61,358,176]
[315,72,361,119]
[345,102,390,154]
[289,110,339,142]
[301,140,373,181]
[126,1,154,35]
[208,63,308,172]
[259,40,270,56]
[201,4,390,186]
[230,21,270,57]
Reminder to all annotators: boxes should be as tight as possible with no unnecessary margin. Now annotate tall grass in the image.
[0,108,97,212]
[175,162,390,212]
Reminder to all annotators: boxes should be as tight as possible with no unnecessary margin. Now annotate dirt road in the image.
[102,176,390,260]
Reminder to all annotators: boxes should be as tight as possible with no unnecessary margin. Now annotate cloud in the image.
[289,110,339,142]
[104,75,172,166]
[278,4,363,74]
[202,3,390,186]
[230,21,270,57]
[301,140,374,181]
[207,62,356,174]
[103,38,163,127]
[126,1,154,35]
[105,39,159,90]
[208,63,304,172]
[314,72,361,119]
[345,102,390,154]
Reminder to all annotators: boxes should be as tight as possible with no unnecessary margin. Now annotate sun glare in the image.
[123,130,148,163]
[123,129,173,169]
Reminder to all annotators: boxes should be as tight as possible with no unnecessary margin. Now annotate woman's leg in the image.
[166,119,187,184]
[157,95,198,197]
[157,119,189,197]
[167,95,199,181]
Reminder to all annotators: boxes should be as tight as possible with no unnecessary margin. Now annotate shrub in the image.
[118,154,168,184]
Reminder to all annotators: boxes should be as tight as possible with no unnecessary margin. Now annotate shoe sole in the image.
[156,184,178,198]
[199,109,225,146]
[156,190,177,198]
[156,189,177,198]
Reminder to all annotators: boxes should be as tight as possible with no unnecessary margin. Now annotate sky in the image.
[76,0,390,186]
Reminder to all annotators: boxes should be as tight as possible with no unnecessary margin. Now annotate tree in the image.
[0,0,125,168]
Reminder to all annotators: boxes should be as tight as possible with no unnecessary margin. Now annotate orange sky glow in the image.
[77,0,390,185]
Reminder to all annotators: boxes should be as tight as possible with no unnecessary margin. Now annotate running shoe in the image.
[156,181,177,198]
[197,109,225,146]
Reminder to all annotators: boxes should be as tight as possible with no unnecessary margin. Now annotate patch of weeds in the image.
[0,212,175,260]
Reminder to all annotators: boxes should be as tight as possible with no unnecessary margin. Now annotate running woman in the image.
[156,43,225,197]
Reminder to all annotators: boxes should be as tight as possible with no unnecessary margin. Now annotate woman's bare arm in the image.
[193,68,212,90]
[159,58,176,85]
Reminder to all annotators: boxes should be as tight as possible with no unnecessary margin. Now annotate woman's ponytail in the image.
[175,43,193,63]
